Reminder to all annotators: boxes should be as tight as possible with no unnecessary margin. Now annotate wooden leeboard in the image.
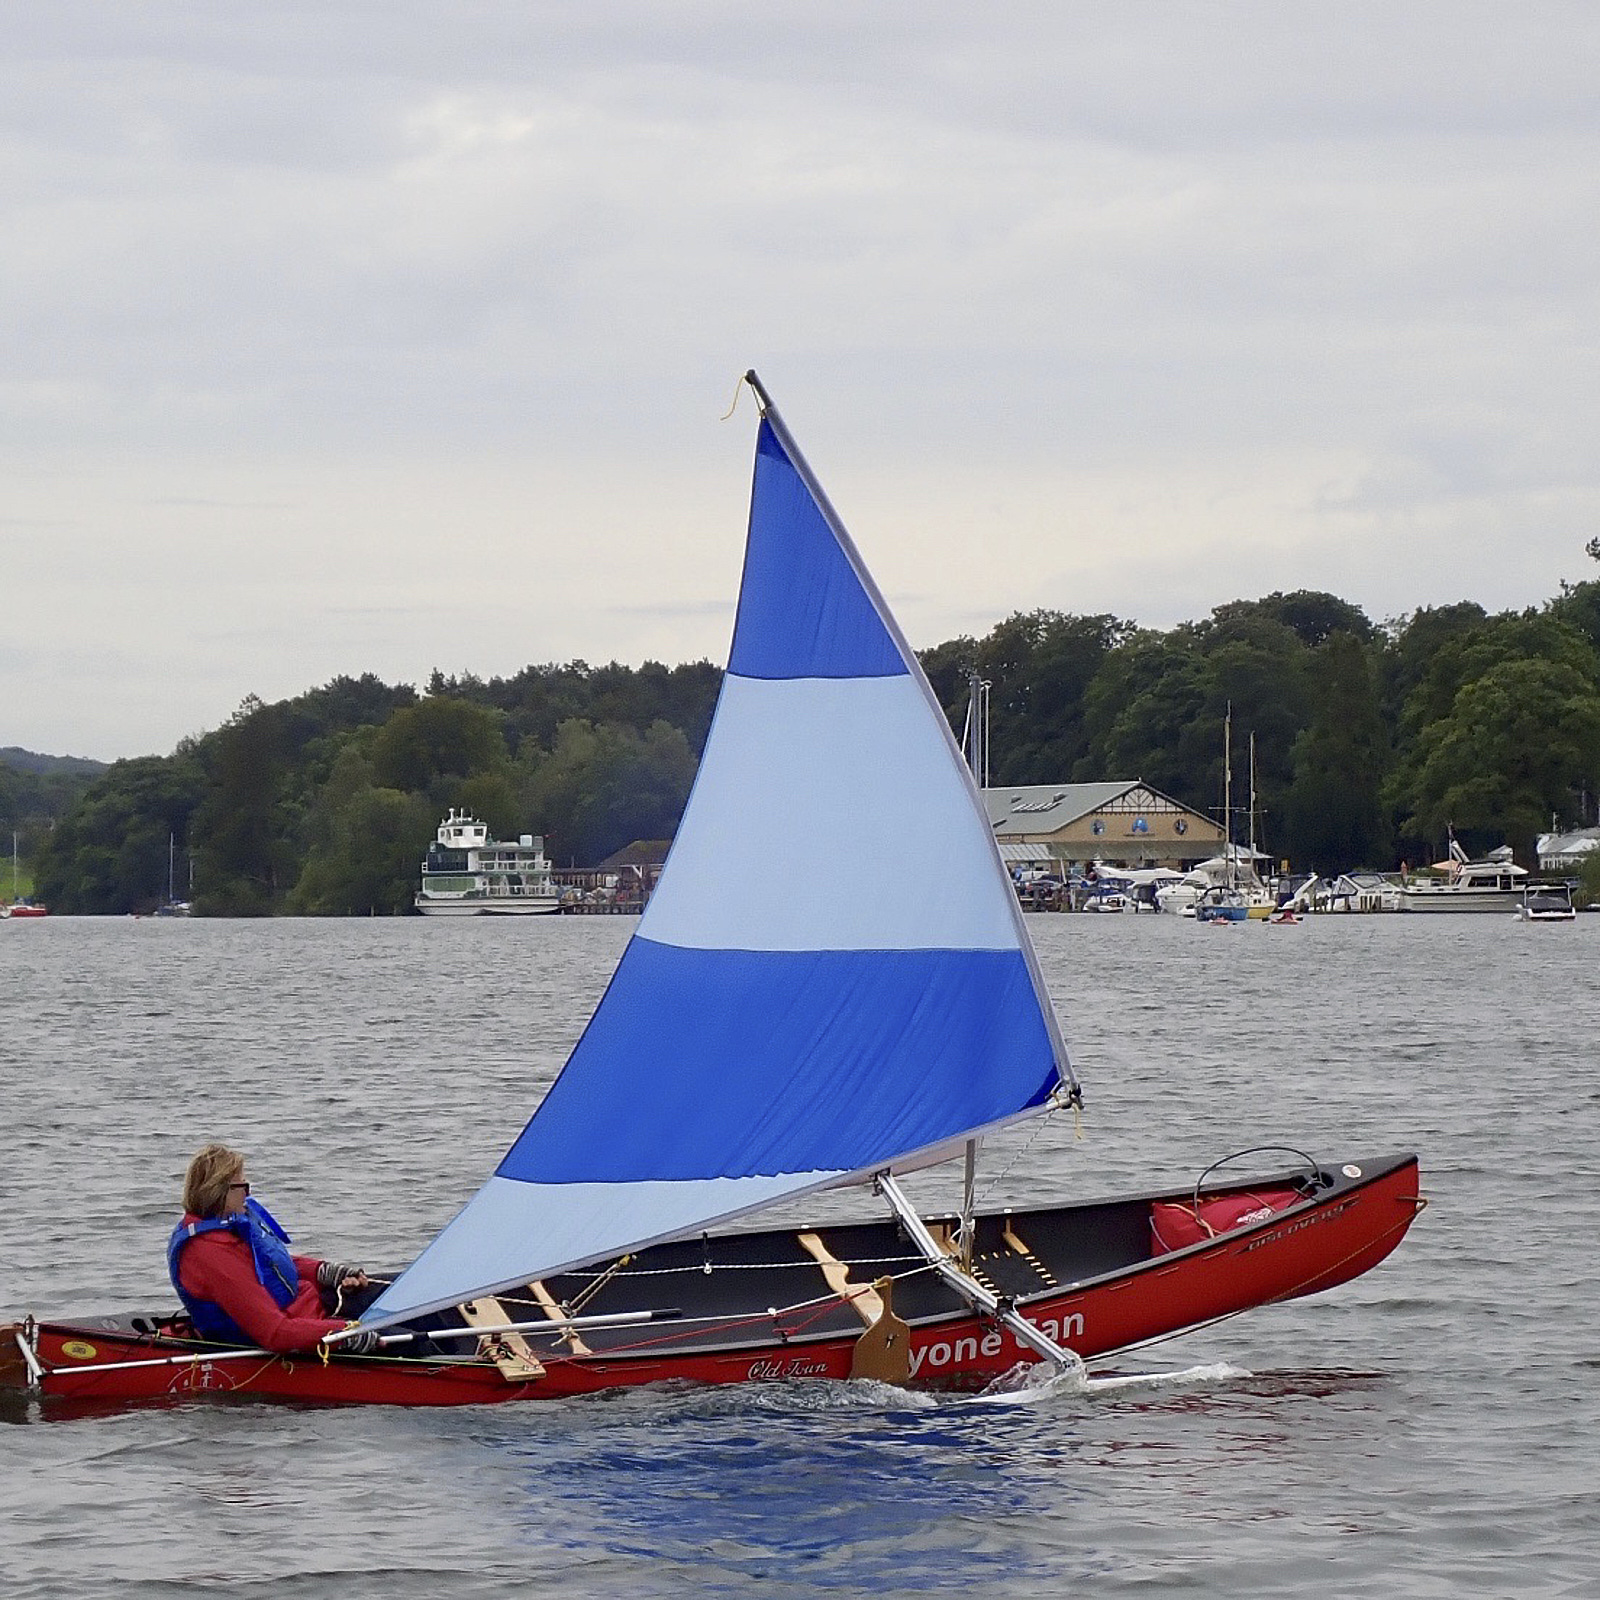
[847,1277,911,1384]
[798,1232,884,1326]
[0,1325,30,1388]
[459,1296,545,1381]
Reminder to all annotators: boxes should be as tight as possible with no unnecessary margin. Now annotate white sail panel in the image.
[370,1171,844,1323]
[641,672,1020,953]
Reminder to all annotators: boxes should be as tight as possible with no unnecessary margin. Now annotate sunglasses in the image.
[228,1181,251,1196]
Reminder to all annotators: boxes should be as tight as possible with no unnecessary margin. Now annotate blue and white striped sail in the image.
[364,379,1076,1328]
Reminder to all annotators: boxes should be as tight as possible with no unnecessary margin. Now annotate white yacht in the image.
[1398,843,1528,913]
[415,811,566,916]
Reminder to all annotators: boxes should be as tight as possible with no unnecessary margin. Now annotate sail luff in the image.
[747,374,1077,1098]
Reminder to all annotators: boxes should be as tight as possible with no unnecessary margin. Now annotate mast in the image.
[1248,731,1257,885]
[1223,704,1234,888]
[959,669,993,1266]
[963,671,991,790]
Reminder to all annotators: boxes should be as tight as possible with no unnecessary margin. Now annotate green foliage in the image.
[528,719,699,866]
[1401,657,1600,864]
[1210,590,1374,649]
[190,697,300,915]
[1383,612,1600,861]
[0,751,106,874]
[288,786,436,916]
[1575,849,1600,909]
[429,659,722,757]
[33,753,205,914]
[1076,628,1215,803]
[978,612,1133,784]
[35,545,1600,910]
[36,658,718,915]
[370,697,510,792]
[1283,633,1391,873]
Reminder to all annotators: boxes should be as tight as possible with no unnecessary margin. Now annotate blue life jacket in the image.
[167,1196,303,1344]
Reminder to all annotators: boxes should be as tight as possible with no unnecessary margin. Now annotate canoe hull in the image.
[5,1154,1423,1410]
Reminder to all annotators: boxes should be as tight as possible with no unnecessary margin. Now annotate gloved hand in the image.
[316,1260,369,1290]
[337,1328,381,1355]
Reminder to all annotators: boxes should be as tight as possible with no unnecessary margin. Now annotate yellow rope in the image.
[719,375,748,421]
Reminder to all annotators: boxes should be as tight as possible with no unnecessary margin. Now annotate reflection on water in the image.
[473,1387,1068,1593]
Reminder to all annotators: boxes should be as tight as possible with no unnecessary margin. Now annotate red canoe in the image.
[4,1153,1423,1409]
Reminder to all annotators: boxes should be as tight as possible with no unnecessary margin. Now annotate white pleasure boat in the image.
[416,811,566,916]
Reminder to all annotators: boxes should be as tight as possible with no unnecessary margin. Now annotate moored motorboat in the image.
[1399,841,1528,912]
[1517,883,1577,922]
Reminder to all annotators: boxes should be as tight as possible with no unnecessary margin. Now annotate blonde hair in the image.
[183,1143,246,1219]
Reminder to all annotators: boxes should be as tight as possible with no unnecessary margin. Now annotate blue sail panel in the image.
[496,938,1058,1184]
[726,419,907,680]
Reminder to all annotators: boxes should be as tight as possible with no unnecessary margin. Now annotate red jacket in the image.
[175,1215,348,1353]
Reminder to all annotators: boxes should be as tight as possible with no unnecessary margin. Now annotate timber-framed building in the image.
[983,781,1224,874]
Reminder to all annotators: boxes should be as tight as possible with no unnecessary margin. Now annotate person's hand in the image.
[317,1261,370,1291]
[335,1326,381,1355]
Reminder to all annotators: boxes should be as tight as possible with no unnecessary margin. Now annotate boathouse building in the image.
[983,781,1223,874]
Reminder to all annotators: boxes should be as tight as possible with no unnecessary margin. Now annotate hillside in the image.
[0,746,108,777]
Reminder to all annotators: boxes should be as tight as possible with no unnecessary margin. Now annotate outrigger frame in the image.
[876,1172,1084,1376]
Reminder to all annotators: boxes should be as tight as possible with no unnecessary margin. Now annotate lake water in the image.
[2,911,1597,1598]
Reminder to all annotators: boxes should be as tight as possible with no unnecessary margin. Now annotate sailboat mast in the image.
[960,669,992,1261]
[1248,731,1257,872]
[1223,705,1233,888]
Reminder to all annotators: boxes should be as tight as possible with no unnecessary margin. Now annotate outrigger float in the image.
[2,376,1423,1410]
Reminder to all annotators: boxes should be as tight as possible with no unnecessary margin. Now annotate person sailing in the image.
[168,1143,379,1354]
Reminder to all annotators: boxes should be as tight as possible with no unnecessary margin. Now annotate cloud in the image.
[3,3,1599,755]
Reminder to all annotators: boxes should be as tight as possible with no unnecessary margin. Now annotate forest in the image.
[12,565,1600,916]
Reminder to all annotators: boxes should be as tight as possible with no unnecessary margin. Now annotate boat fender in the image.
[166,1197,302,1343]
[1149,1188,1302,1255]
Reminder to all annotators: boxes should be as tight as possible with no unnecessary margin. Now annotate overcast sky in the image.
[5,3,1598,760]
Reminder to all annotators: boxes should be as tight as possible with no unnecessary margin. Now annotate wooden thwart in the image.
[526,1280,593,1355]
[460,1296,545,1381]
[1001,1219,1060,1289]
[798,1232,884,1326]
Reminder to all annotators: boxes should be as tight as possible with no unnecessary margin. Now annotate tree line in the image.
[924,578,1600,877]
[18,568,1600,915]
[27,663,718,916]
